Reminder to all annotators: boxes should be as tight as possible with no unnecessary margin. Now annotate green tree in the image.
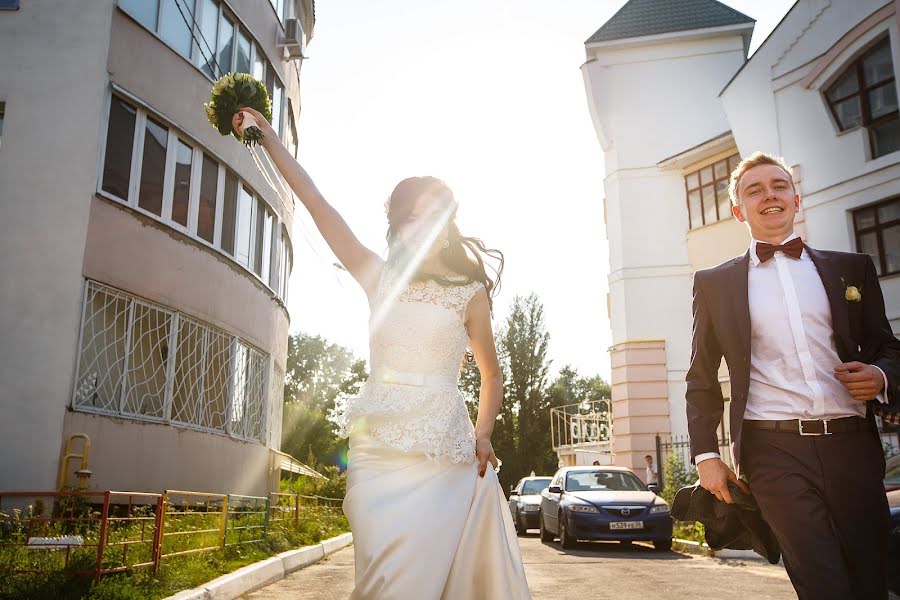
[280,333,367,468]
[497,293,551,491]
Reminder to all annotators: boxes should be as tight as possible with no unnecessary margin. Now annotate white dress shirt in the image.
[695,233,888,464]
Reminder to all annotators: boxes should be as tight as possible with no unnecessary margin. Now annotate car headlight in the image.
[523,504,540,512]
[569,505,599,513]
[649,504,670,514]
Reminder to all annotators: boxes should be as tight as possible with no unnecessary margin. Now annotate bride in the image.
[232,108,531,599]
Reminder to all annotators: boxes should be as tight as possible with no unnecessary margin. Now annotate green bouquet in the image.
[204,72,272,147]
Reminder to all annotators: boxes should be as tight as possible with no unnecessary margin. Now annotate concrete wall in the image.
[0,0,115,491]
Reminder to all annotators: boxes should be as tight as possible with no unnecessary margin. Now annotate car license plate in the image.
[610,521,643,530]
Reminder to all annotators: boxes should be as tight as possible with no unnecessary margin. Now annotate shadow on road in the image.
[517,532,691,560]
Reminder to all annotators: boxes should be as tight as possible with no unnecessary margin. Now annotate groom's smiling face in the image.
[732,163,799,243]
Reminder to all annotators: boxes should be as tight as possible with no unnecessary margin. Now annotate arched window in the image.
[826,36,900,159]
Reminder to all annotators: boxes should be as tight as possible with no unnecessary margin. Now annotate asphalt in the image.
[248,532,798,599]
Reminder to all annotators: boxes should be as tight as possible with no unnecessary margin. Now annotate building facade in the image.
[0,0,314,496]
[582,0,900,474]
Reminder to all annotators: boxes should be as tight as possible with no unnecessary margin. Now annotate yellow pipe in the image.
[57,434,91,490]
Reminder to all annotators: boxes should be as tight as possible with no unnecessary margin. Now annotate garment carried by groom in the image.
[685,152,900,600]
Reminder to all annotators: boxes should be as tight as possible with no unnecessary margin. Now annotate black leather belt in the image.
[744,416,869,436]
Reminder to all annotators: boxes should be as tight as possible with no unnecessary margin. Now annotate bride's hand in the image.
[231,106,274,137]
[476,437,499,478]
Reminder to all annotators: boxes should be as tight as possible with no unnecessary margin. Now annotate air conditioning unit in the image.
[280,18,306,60]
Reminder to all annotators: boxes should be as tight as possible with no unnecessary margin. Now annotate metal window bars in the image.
[72,280,275,443]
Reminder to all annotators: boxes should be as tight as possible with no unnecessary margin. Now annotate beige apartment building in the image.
[0,0,315,496]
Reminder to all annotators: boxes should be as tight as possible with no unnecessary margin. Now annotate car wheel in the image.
[654,538,673,551]
[539,510,553,543]
[514,515,526,536]
[559,511,575,550]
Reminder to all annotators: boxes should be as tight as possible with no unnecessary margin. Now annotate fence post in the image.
[655,434,664,492]
[95,491,111,584]
[152,494,164,575]
[263,496,270,539]
[221,495,229,548]
[294,493,300,529]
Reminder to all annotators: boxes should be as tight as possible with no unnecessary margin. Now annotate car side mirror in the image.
[548,485,562,494]
[648,483,660,494]
[509,490,519,498]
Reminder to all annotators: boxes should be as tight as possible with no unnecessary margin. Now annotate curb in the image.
[673,538,712,557]
[164,532,353,600]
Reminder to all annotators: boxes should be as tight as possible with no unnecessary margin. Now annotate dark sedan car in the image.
[539,466,673,550]
[508,476,552,535]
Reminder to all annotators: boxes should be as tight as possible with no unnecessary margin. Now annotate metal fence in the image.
[72,280,270,443]
[0,488,342,583]
[655,434,732,492]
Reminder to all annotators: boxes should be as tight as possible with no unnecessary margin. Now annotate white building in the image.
[0,0,315,496]
[582,0,900,474]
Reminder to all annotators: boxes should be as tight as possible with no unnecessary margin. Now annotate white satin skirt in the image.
[342,432,531,600]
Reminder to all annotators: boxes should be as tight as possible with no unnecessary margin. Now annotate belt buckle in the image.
[798,419,831,436]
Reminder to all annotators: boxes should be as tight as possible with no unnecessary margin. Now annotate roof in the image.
[586,0,755,45]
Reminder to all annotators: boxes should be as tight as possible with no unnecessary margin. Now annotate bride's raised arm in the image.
[232,107,383,297]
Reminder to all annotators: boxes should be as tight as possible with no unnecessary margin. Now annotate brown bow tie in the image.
[756,237,804,263]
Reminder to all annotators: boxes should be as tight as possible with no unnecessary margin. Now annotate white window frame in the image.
[96,87,290,301]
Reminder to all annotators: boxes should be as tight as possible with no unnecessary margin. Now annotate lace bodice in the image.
[335,268,484,463]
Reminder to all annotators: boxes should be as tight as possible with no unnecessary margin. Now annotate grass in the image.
[0,500,349,600]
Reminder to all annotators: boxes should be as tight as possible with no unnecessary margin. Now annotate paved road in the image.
[248,533,797,599]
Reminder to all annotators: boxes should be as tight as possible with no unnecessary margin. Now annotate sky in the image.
[285,0,797,382]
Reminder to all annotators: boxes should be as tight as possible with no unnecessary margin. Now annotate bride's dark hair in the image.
[385,176,504,312]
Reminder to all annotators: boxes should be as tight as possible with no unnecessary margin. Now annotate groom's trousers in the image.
[741,422,890,600]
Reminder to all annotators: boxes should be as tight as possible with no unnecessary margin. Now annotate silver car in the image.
[508,476,552,535]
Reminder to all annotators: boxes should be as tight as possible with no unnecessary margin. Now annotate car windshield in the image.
[565,470,645,492]
[521,479,551,494]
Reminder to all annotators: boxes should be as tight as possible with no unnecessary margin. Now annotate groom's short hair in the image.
[728,151,794,206]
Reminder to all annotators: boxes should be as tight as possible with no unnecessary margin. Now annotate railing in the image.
[0,488,343,583]
[655,434,732,492]
[550,400,612,451]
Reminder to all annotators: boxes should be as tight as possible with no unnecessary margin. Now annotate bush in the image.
[662,452,705,544]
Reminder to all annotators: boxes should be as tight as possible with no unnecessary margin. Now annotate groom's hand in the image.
[834,362,885,401]
[697,458,747,504]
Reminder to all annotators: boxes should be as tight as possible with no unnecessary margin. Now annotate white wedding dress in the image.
[336,268,531,600]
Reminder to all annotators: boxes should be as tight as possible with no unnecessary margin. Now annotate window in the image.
[285,100,298,158]
[685,154,740,230]
[0,101,5,149]
[236,185,255,268]
[119,0,159,32]
[236,29,251,74]
[171,139,193,227]
[197,0,219,78]
[0,0,21,9]
[197,153,218,243]
[100,93,289,296]
[217,12,235,77]
[826,37,900,159]
[74,281,270,442]
[221,170,238,255]
[272,81,284,137]
[102,97,137,199]
[854,197,900,276]
[252,44,266,81]
[138,116,169,216]
[158,0,193,58]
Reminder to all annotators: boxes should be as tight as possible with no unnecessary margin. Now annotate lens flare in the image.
[369,201,456,335]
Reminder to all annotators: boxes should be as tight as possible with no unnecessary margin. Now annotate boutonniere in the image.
[840,277,862,302]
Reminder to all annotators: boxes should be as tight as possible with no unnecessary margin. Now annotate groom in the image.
[685,151,900,599]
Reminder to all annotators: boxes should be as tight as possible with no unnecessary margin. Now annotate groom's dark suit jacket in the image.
[685,246,900,469]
